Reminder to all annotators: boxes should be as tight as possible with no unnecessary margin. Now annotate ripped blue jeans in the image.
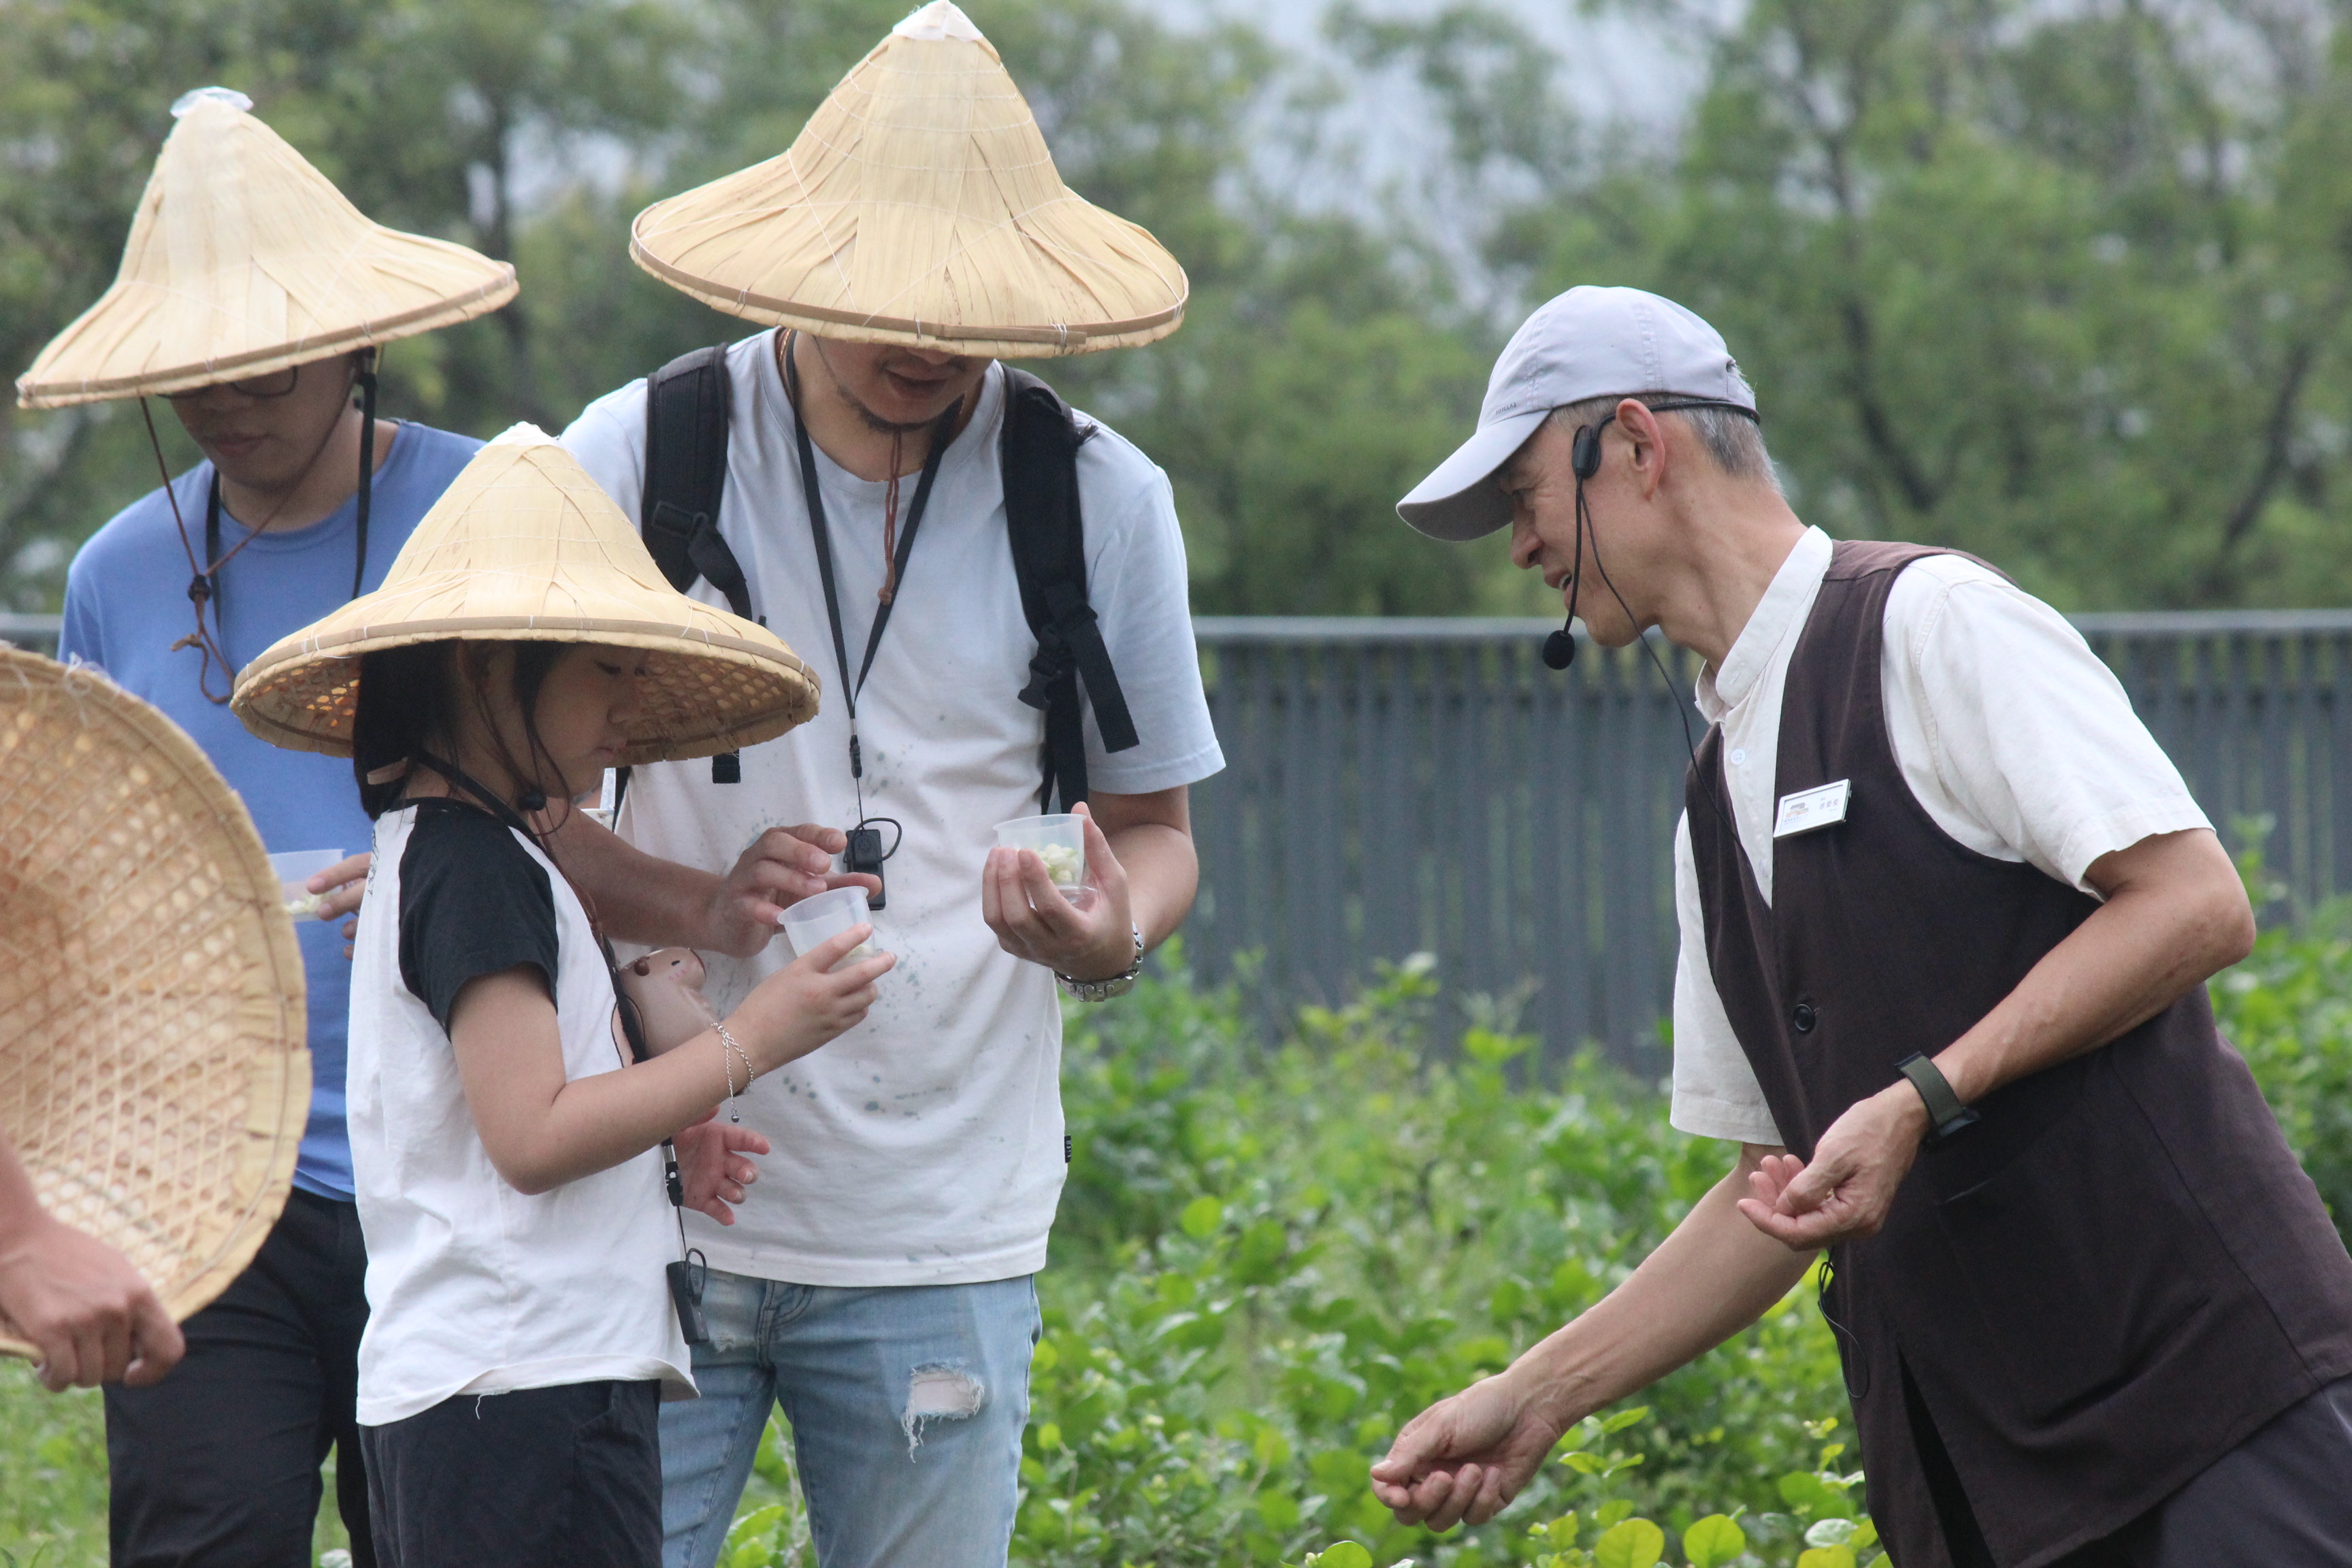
[657,1270,1039,1568]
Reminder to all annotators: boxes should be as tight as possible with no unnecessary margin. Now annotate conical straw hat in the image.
[0,648,309,1360]
[231,425,820,763]
[630,1,1186,357]
[17,88,517,409]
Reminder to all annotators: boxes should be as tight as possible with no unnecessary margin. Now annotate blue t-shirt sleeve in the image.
[58,556,103,668]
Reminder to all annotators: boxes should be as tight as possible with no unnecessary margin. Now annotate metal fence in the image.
[15,608,2352,1068]
[1190,612,2352,1073]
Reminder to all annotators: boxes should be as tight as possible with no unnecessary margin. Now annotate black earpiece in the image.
[1541,625,1578,670]
[1571,414,1610,481]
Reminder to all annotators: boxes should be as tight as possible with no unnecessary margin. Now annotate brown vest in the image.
[1686,541,2352,1568]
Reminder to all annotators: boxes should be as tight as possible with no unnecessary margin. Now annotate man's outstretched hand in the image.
[1735,1083,1928,1250]
[1369,1371,1565,1530]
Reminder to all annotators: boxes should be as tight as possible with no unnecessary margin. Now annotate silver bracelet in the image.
[715,1023,754,1124]
[1057,924,1145,1002]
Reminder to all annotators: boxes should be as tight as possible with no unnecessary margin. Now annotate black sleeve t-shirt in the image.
[397,799,559,1032]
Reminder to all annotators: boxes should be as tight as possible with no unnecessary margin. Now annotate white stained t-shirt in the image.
[349,801,693,1426]
[1669,527,2213,1145]
[561,333,1224,1287]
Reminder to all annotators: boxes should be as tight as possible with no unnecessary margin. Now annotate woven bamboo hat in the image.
[0,649,309,1361]
[629,1,1186,357]
[231,424,820,762]
[16,87,516,408]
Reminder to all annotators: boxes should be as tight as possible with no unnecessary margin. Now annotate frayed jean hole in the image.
[900,1364,985,1455]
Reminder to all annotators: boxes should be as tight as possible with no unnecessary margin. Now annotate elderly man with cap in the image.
[1366,285,2352,1567]
[550,5,1222,1566]
[17,87,513,1567]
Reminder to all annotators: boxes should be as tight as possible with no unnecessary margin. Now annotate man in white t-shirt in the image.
[549,7,1222,1566]
[1365,287,2352,1567]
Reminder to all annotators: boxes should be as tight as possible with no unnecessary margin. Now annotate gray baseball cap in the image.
[1397,285,1757,541]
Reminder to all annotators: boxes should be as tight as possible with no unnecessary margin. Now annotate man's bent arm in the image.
[545,809,847,957]
[1372,1143,1815,1530]
[1935,826,2251,1106]
[547,811,727,947]
[1089,785,1198,951]
[1743,827,2254,1249]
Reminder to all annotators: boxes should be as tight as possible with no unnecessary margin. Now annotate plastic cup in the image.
[994,815,1086,895]
[269,849,344,918]
[781,885,881,970]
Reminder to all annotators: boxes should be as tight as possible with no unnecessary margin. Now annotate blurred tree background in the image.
[4,0,2351,616]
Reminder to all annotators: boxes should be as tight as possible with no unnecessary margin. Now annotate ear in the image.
[1614,399,1671,497]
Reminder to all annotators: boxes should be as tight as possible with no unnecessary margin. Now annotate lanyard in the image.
[783,339,959,795]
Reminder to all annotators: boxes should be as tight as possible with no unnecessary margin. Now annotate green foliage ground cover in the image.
[9,930,2352,1565]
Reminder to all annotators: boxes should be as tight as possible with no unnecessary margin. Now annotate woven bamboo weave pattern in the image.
[0,649,308,1358]
[17,93,514,408]
[232,425,821,762]
[630,1,1186,357]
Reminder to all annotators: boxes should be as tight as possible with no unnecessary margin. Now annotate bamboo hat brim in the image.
[0,649,309,1360]
[629,1,1186,358]
[16,90,517,409]
[231,425,820,764]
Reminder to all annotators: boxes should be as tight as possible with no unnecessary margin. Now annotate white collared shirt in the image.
[1669,527,2210,1145]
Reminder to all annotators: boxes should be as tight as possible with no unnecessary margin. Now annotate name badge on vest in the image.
[1774,779,1852,838]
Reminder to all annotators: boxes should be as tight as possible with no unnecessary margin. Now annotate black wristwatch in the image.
[1058,924,1143,1002]
[1896,1054,1980,1146]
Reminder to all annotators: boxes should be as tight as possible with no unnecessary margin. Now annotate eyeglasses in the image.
[164,365,300,400]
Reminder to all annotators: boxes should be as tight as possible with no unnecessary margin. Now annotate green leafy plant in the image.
[16,927,2352,1566]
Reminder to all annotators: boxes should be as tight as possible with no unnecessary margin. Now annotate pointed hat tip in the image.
[171,86,253,119]
[892,1,985,43]
[485,422,559,449]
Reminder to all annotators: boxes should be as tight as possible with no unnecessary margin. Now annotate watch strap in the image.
[1896,1053,1980,1145]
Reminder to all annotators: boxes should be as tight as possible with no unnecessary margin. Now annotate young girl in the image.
[229,427,873,1567]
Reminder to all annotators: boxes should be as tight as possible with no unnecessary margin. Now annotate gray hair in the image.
[1549,392,1779,493]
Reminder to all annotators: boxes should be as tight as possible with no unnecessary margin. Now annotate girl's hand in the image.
[672,1111,770,1225]
[730,926,895,1073]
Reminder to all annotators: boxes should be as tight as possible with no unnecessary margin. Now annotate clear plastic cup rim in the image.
[782,886,872,928]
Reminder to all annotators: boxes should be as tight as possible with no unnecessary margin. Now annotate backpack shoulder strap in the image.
[639,342,751,785]
[1000,366,1139,813]
[641,343,752,623]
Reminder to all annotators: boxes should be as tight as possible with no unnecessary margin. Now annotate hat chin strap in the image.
[353,349,377,599]
[412,749,546,829]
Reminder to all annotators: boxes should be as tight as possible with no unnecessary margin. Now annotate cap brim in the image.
[1396,410,1548,541]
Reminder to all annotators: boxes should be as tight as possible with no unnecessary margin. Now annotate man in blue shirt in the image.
[19,86,513,1567]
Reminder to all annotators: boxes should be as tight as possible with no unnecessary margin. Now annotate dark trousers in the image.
[359,1379,662,1568]
[104,1187,373,1568]
[1921,1371,2352,1566]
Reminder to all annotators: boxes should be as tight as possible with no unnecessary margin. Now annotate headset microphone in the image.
[1539,419,1607,672]
[1542,623,1577,670]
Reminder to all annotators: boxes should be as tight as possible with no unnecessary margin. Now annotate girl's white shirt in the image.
[348,804,693,1426]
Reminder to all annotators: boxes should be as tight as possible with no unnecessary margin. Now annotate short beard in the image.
[813,338,946,435]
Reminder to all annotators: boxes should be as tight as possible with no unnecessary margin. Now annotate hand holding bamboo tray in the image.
[0,647,308,1360]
